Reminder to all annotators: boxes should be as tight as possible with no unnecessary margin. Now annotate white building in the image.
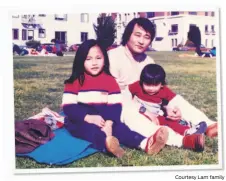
[12,12,216,51]
[12,13,99,46]
[107,11,216,51]
[150,14,216,51]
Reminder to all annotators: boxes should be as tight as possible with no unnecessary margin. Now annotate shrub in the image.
[26,40,41,49]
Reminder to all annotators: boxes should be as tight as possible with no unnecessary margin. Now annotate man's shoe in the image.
[206,123,218,138]
[145,127,169,155]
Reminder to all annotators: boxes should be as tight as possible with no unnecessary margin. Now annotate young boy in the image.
[128,64,207,136]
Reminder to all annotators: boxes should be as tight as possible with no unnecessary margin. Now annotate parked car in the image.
[18,45,27,50]
[173,44,210,52]
[146,46,157,52]
[41,43,68,53]
[41,43,56,53]
[69,44,81,52]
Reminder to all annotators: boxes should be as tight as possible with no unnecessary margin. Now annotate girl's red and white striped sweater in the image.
[62,72,122,124]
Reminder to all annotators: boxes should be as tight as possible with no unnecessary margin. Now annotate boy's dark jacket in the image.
[15,119,54,154]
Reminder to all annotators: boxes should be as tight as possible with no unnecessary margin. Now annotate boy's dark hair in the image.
[140,64,166,86]
[64,39,111,85]
[121,17,156,46]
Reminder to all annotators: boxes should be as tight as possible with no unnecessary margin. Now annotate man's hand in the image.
[84,115,105,128]
[165,106,182,120]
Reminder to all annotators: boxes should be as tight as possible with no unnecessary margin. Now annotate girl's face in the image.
[84,45,105,76]
[142,82,162,95]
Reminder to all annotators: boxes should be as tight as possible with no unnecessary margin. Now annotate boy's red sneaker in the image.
[183,134,205,152]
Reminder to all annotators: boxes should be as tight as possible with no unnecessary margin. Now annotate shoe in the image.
[105,136,125,158]
[183,134,205,152]
[205,123,218,138]
[195,121,208,134]
[145,127,169,155]
[185,121,207,135]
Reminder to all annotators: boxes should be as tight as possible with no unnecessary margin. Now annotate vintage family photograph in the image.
[12,9,221,172]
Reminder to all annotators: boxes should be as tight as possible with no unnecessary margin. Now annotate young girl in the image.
[128,64,207,136]
[62,39,170,158]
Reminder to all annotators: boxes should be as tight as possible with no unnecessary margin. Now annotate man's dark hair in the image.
[121,17,156,46]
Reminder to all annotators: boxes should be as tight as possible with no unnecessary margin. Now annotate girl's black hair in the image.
[140,64,166,86]
[121,17,156,46]
[64,39,111,85]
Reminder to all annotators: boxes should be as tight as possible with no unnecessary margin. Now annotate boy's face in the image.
[127,24,151,54]
[142,83,162,95]
[84,45,104,76]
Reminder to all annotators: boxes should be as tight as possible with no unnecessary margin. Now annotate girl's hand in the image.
[101,120,113,137]
[84,115,105,127]
[165,106,182,121]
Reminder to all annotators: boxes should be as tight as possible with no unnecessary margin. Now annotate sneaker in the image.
[206,123,218,138]
[183,134,205,152]
[185,121,207,135]
[145,127,169,155]
[105,136,125,158]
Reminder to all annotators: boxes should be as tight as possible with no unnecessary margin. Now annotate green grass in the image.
[14,51,219,169]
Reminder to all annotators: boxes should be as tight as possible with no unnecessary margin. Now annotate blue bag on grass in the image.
[17,128,98,165]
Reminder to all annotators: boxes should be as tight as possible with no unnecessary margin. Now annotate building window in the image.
[211,12,215,16]
[154,23,157,36]
[118,14,121,21]
[28,30,34,40]
[172,39,174,47]
[133,12,136,18]
[12,29,19,40]
[12,15,19,18]
[155,37,163,41]
[55,31,67,43]
[147,12,155,18]
[81,32,88,42]
[124,13,127,22]
[211,25,215,32]
[39,14,46,17]
[189,12,197,15]
[205,12,208,16]
[205,39,208,47]
[171,24,178,33]
[81,13,89,23]
[171,12,179,16]
[38,29,46,38]
[205,25,208,32]
[175,39,177,46]
[55,14,67,21]
[22,29,27,40]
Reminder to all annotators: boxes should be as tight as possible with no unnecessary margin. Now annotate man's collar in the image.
[124,45,147,62]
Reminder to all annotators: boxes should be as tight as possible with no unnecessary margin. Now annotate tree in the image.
[187,26,202,56]
[93,15,117,49]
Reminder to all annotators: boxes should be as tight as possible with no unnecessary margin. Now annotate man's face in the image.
[127,24,151,54]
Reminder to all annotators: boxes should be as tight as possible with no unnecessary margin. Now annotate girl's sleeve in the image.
[62,82,88,123]
[101,78,122,124]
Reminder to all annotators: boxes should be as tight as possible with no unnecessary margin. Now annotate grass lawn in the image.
[14,51,219,169]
